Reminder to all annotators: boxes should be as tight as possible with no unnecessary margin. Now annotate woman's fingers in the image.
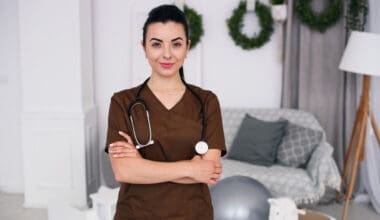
[208,179,217,185]
[109,145,138,158]
[118,131,134,145]
[109,146,136,153]
[211,173,220,179]
[214,168,222,174]
[109,141,130,148]
[192,155,202,161]
[109,141,136,154]
[109,133,143,159]
[108,139,140,158]
[112,152,138,158]
[214,162,222,168]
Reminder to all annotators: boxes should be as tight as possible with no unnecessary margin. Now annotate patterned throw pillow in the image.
[276,122,323,167]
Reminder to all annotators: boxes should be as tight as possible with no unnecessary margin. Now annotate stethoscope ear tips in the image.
[195,141,208,155]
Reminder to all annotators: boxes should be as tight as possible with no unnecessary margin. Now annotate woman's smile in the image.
[160,62,175,69]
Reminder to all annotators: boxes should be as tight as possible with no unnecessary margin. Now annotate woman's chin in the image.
[153,70,180,78]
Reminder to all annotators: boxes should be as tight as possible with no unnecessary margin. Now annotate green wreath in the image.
[184,5,204,49]
[295,0,342,33]
[227,1,274,50]
[346,0,368,31]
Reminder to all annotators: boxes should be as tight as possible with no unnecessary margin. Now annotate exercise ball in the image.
[211,175,271,220]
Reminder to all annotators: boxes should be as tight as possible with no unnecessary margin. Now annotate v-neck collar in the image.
[145,84,188,112]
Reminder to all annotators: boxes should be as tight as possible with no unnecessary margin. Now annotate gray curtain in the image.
[356,0,380,214]
[281,0,357,173]
[358,118,380,213]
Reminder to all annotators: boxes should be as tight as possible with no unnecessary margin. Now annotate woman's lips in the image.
[160,62,174,69]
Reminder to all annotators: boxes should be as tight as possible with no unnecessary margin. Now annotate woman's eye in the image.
[173,42,182,48]
[151,42,161,48]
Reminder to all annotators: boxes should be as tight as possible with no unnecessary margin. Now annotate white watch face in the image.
[195,141,208,154]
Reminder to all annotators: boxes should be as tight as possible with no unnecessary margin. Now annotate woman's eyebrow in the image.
[149,37,184,42]
[171,37,183,42]
[149,38,163,42]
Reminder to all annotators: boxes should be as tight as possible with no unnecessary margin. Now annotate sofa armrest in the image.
[306,142,341,192]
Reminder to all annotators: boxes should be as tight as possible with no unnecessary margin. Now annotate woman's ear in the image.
[187,39,191,51]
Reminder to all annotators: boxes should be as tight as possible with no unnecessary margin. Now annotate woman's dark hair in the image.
[142,4,189,79]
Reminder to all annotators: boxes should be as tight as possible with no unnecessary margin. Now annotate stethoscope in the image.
[127,77,209,155]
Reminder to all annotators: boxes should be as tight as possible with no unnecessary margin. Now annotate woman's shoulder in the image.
[110,86,139,104]
[188,84,219,102]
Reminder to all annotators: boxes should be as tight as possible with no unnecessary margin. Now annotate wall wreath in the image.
[184,5,204,49]
[295,0,342,33]
[227,1,274,50]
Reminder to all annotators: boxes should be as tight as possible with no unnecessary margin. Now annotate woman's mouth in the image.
[160,62,174,69]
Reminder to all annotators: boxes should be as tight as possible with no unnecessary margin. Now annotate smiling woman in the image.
[104,4,227,220]
[143,21,189,80]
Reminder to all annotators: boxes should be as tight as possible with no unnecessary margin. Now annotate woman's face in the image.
[143,21,190,78]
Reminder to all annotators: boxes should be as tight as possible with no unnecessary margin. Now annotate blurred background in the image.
[0,0,379,219]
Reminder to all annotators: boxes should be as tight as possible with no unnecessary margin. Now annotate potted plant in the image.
[270,0,287,22]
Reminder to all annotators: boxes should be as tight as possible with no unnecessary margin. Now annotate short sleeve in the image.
[204,92,227,157]
[104,96,131,154]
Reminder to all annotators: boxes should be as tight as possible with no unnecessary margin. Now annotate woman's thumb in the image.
[192,155,202,161]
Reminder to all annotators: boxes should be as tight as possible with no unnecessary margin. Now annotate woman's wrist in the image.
[182,160,193,178]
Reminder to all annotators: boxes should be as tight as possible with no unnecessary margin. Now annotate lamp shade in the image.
[339,31,380,76]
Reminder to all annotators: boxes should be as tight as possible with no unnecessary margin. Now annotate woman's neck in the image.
[148,72,185,91]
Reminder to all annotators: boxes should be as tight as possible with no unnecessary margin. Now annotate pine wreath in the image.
[295,0,342,33]
[227,1,274,50]
[184,5,204,49]
[346,0,368,31]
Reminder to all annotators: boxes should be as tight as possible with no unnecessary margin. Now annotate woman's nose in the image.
[163,45,172,59]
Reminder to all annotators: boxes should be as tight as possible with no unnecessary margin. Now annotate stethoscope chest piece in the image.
[195,141,208,155]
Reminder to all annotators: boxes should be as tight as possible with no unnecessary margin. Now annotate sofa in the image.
[220,108,341,205]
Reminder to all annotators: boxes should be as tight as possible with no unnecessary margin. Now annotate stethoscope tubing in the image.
[127,77,207,152]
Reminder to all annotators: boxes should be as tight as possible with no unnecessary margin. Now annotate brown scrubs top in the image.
[105,83,226,220]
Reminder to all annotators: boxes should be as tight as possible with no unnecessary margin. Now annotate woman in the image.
[105,4,226,219]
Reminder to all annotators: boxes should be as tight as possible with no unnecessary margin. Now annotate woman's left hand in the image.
[108,131,142,158]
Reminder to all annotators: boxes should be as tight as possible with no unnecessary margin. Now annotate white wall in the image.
[92,0,283,185]
[18,0,99,207]
[0,0,23,193]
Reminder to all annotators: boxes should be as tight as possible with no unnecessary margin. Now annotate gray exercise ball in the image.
[210,175,271,220]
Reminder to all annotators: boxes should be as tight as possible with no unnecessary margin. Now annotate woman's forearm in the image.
[110,156,192,184]
[171,177,199,184]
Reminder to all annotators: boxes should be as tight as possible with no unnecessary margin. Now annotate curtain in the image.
[281,0,357,174]
[357,118,380,213]
[356,0,380,214]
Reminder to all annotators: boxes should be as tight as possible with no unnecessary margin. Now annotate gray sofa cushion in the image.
[277,121,323,167]
[227,114,287,166]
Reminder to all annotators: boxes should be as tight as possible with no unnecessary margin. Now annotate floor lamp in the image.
[336,31,380,220]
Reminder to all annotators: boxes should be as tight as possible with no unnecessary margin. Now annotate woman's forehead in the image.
[146,21,186,40]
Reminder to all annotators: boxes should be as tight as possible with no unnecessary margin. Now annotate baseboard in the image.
[0,185,24,194]
[23,201,47,209]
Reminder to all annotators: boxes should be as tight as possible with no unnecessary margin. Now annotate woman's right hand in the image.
[188,155,222,185]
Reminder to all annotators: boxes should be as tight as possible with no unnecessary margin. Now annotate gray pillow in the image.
[276,121,323,167]
[227,114,287,166]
